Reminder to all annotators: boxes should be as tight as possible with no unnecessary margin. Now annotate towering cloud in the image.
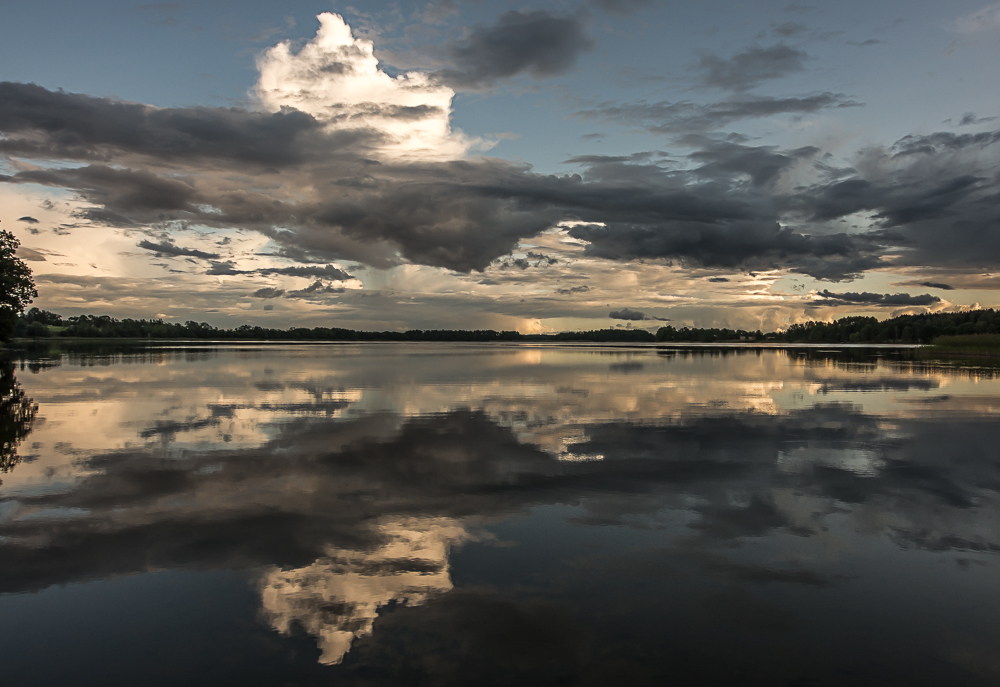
[255,12,474,161]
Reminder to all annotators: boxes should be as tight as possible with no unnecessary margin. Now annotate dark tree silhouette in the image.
[0,362,37,483]
[0,227,37,341]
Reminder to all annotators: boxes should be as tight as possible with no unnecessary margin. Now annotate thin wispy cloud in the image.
[956,3,1000,33]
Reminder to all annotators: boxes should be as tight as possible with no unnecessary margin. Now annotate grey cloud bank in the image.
[815,290,941,307]
[609,307,663,321]
[138,239,221,260]
[2,79,999,282]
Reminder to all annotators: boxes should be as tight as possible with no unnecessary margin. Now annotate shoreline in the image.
[4,338,927,349]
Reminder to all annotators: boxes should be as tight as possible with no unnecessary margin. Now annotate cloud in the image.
[137,239,221,260]
[206,260,242,275]
[252,287,286,298]
[258,264,353,281]
[791,130,1000,271]
[18,167,196,218]
[494,251,558,270]
[575,92,861,135]
[591,0,653,15]
[814,290,941,307]
[918,281,954,291]
[957,112,997,126]
[3,73,991,282]
[708,277,730,282]
[561,146,886,280]
[687,140,820,187]
[956,3,1000,33]
[772,21,808,37]
[254,12,473,161]
[435,11,592,89]
[15,247,46,261]
[696,44,809,91]
[556,285,590,294]
[0,81,331,167]
[0,14,999,286]
[286,280,347,298]
[609,307,663,320]
[17,216,38,224]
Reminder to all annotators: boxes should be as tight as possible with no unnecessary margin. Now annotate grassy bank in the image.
[923,334,1000,358]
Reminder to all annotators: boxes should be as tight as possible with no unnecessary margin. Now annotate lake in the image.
[1,343,998,686]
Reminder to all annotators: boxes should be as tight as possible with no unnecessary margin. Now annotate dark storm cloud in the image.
[814,290,941,307]
[609,307,661,321]
[286,280,346,298]
[494,251,558,270]
[688,141,820,187]
[0,81,345,166]
[918,281,954,291]
[567,221,882,281]
[696,44,809,91]
[200,261,354,281]
[889,130,1000,158]
[790,130,1000,270]
[575,93,861,135]
[251,287,285,298]
[206,260,242,275]
[2,82,1000,281]
[137,239,221,260]
[17,216,39,223]
[13,165,197,215]
[536,147,883,279]
[436,11,592,89]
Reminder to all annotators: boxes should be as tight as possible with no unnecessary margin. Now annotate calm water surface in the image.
[1,343,999,686]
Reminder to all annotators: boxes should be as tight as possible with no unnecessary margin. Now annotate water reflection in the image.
[0,344,999,685]
[260,516,471,664]
[0,361,37,484]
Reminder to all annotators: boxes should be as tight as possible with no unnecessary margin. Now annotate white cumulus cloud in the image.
[254,12,480,161]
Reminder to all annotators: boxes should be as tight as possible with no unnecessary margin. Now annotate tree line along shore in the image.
[7,307,1000,347]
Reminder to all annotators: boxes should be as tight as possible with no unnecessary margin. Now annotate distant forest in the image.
[656,309,1000,344]
[12,307,1000,344]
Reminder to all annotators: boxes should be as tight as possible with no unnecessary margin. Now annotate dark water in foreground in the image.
[1,343,999,686]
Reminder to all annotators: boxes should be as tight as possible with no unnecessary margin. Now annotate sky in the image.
[1,0,998,332]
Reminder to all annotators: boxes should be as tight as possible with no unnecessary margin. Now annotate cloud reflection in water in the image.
[0,344,998,683]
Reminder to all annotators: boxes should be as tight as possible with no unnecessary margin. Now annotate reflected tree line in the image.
[0,361,36,483]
